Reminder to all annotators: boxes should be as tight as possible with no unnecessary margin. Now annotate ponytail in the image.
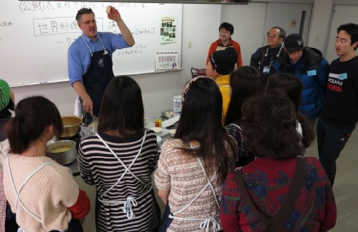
[297,112,315,148]
[6,96,63,155]
[6,116,26,154]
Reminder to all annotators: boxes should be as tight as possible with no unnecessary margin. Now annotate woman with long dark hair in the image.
[266,73,315,150]
[155,76,237,232]
[224,66,263,166]
[3,96,90,232]
[224,66,263,126]
[79,76,160,232]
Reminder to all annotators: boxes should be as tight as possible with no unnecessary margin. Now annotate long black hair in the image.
[175,77,237,184]
[98,76,144,137]
[224,66,263,126]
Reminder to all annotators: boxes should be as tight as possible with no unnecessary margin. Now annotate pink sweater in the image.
[3,155,81,232]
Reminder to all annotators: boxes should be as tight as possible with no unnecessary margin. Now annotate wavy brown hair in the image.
[240,92,301,159]
[266,73,315,148]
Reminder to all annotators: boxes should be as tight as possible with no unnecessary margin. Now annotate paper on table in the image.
[161,115,180,128]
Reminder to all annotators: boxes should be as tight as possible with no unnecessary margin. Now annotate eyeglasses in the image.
[267,35,277,39]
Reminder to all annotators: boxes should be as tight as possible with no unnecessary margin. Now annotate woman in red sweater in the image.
[206,22,243,68]
[220,93,337,232]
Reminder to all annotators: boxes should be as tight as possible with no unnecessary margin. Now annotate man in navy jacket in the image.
[271,33,329,125]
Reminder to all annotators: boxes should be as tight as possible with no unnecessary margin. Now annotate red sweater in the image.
[206,38,243,68]
[220,157,337,232]
[67,189,90,219]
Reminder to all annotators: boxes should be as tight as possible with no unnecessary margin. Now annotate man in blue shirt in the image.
[68,7,135,119]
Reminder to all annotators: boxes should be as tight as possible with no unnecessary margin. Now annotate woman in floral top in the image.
[220,93,337,232]
[155,77,237,232]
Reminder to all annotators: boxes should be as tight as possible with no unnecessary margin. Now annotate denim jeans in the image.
[158,204,173,232]
[317,118,353,186]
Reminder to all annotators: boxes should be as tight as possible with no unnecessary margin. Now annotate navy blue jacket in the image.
[272,47,329,120]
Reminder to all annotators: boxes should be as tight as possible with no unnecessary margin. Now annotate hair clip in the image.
[181,76,214,105]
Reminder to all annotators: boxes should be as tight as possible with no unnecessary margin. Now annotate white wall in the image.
[182,4,221,77]
[306,0,333,56]
[222,3,268,66]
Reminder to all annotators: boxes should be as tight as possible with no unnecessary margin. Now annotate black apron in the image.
[80,35,114,120]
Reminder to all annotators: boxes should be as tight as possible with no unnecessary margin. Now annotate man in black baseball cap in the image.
[206,47,238,117]
[284,33,304,54]
[271,33,329,127]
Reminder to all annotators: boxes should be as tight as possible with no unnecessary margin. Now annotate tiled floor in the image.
[306,127,358,231]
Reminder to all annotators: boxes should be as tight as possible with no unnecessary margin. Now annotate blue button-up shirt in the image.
[67,32,129,85]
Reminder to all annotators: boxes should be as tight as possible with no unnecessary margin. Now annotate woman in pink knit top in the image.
[3,96,90,232]
[155,77,238,232]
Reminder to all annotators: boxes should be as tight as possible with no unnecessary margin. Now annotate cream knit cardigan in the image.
[3,155,79,232]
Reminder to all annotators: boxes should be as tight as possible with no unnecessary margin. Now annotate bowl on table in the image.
[151,127,163,134]
[46,140,77,165]
[61,116,82,138]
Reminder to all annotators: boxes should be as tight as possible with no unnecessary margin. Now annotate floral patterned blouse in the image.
[220,157,337,232]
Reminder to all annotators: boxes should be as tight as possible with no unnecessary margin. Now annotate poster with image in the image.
[155,51,178,72]
[160,16,176,43]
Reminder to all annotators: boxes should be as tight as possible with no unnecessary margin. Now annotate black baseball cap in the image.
[284,34,304,54]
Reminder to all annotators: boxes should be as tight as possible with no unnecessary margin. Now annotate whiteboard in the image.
[0,1,182,87]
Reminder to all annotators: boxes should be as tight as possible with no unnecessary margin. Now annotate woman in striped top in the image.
[79,76,160,232]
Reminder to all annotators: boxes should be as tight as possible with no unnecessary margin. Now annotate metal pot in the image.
[61,116,82,138]
[46,140,77,165]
